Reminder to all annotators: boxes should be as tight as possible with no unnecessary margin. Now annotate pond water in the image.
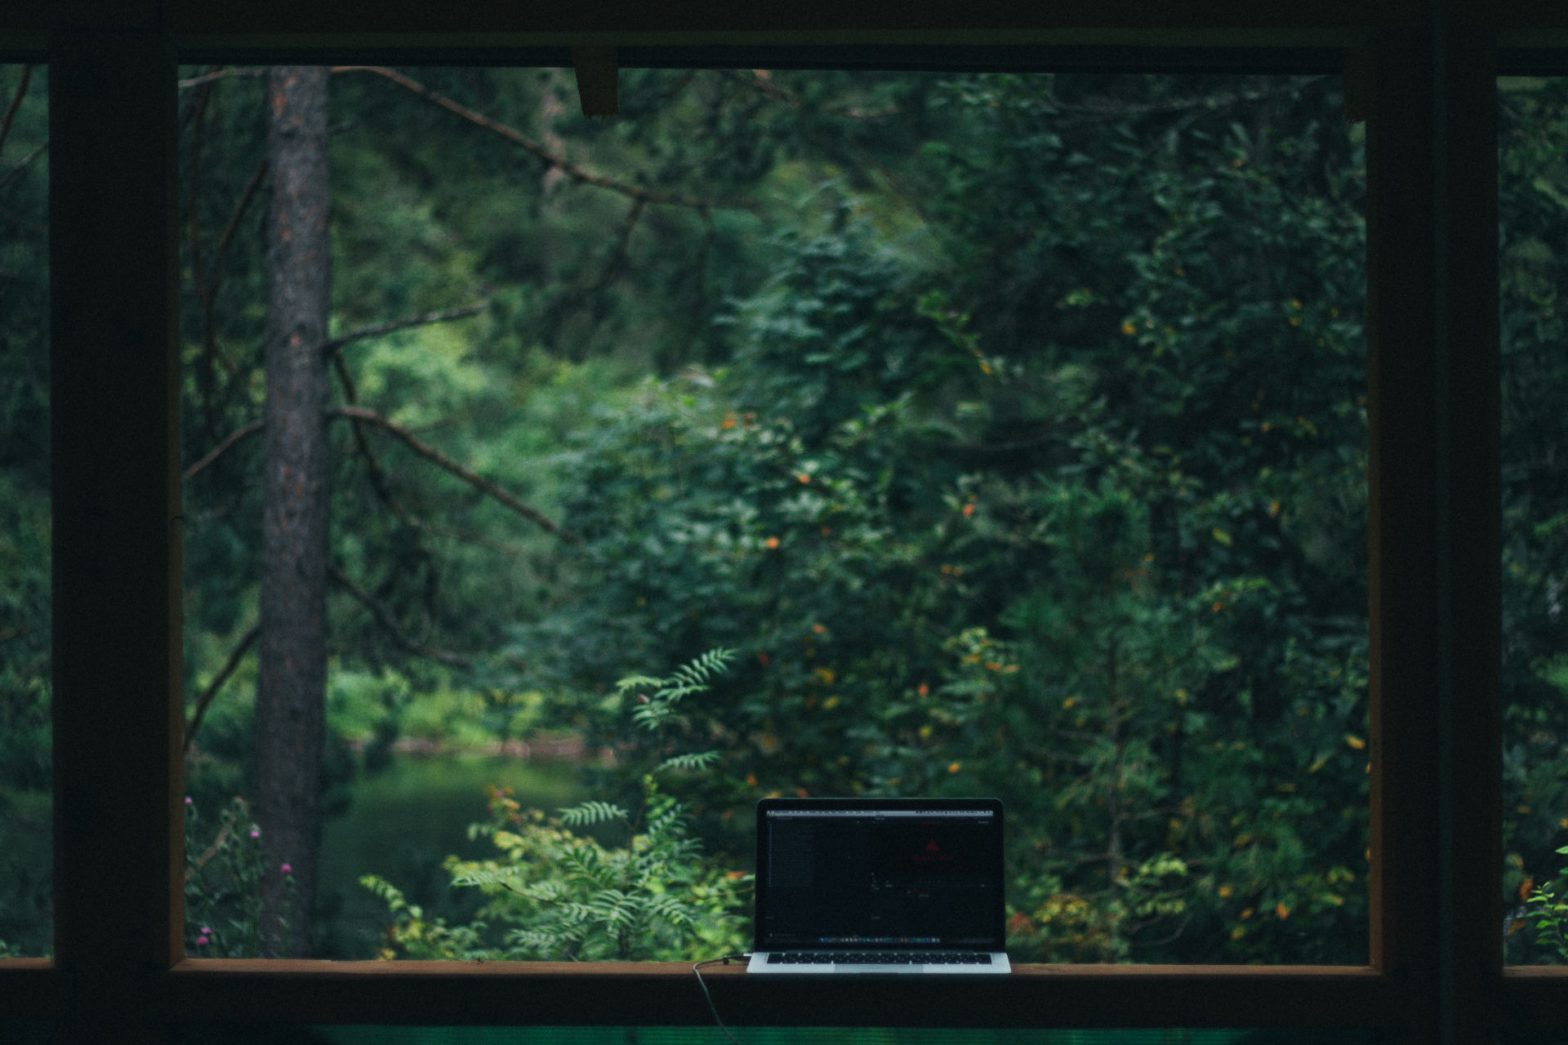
[317,753,583,958]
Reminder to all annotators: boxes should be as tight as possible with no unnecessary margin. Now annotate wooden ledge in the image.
[0,959,60,1020]
[166,960,1393,1028]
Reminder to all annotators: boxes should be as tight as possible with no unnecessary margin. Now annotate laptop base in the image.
[747,951,1011,975]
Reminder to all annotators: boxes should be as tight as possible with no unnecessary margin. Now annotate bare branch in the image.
[184,623,260,753]
[184,419,264,481]
[0,142,46,194]
[326,362,546,565]
[550,199,645,319]
[0,66,32,161]
[325,300,487,356]
[330,405,576,542]
[210,158,269,289]
[179,67,267,90]
[333,66,755,213]
[590,199,645,292]
[198,157,269,389]
[329,565,472,669]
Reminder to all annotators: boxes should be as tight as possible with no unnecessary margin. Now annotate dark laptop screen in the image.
[753,798,1004,951]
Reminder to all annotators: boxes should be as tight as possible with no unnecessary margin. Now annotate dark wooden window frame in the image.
[3,0,1564,1040]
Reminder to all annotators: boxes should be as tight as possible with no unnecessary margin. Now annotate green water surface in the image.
[318,754,581,958]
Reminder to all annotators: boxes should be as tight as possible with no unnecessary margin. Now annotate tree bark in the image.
[254,65,331,957]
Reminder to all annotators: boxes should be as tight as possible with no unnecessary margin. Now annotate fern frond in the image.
[589,889,639,926]
[360,875,407,909]
[656,750,721,774]
[557,800,629,828]
[669,648,735,689]
[451,866,534,898]
[645,892,697,927]
[631,702,675,731]
[613,673,662,696]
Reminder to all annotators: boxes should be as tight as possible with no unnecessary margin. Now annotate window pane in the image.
[181,66,1367,963]
[1501,75,1568,965]
[0,63,51,959]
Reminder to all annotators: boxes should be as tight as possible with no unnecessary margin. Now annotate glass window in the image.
[1500,74,1568,965]
[0,62,51,959]
[179,65,1367,964]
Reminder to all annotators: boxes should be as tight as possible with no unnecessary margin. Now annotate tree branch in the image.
[0,142,46,193]
[0,65,33,161]
[333,66,756,213]
[548,199,646,321]
[184,419,264,481]
[199,157,269,389]
[178,67,267,90]
[330,357,529,563]
[325,300,487,356]
[329,565,472,669]
[184,623,260,753]
[329,405,576,542]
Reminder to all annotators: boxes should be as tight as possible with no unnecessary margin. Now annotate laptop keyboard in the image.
[768,951,993,966]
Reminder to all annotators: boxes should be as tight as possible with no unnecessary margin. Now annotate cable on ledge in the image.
[693,951,750,1045]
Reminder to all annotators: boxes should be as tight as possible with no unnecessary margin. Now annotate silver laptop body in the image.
[747,797,1011,975]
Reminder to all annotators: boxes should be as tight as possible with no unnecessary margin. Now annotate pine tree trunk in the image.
[254,65,331,957]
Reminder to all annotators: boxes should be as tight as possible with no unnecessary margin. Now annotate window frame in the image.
[0,0,1546,1038]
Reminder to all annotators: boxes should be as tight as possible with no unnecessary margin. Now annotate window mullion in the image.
[1436,16,1503,1042]
[49,24,182,1045]
[1364,21,1446,1042]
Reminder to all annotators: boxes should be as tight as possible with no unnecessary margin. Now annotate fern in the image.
[556,800,629,828]
[366,649,748,962]
[657,750,721,773]
[617,647,735,732]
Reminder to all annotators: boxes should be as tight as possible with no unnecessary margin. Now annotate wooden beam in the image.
[155,0,1412,43]
[0,960,60,1020]
[1363,21,1443,1043]
[572,45,618,116]
[49,26,181,1045]
[1439,17,1502,1045]
[1503,968,1568,1028]
[166,961,1396,1028]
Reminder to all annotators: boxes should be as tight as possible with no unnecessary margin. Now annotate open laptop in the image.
[747,797,1011,974]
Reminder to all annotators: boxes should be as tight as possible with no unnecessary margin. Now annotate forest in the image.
[2,63,1568,966]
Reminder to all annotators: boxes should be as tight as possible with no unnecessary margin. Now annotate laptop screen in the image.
[753,798,1005,952]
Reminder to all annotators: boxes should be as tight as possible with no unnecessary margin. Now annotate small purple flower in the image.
[280,862,293,875]
[195,934,210,947]
[249,828,261,839]
[201,926,212,935]
[184,796,193,806]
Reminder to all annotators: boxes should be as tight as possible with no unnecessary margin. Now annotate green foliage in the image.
[148,65,1564,965]
[0,64,51,958]
[184,796,273,957]
[517,72,1369,962]
[1525,846,1568,963]
[1499,78,1568,962]
[364,651,748,961]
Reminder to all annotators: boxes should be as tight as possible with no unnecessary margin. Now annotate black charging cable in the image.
[692,951,751,1044]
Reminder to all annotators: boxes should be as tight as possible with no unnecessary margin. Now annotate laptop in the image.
[746,797,1011,974]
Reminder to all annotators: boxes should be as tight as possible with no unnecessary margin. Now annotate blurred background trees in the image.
[3,63,1567,964]
[172,66,1375,963]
